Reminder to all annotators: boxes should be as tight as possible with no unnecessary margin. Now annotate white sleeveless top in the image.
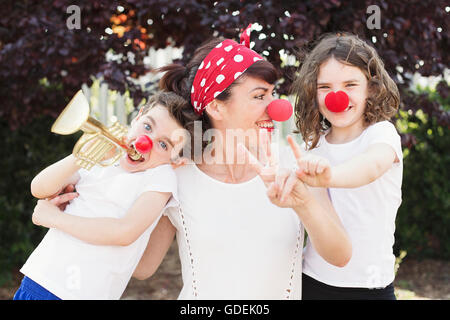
[165,147,304,299]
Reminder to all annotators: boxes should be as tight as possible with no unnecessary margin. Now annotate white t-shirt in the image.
[303,120,403,288]
[164,147,305,300]
[20,163,178,299]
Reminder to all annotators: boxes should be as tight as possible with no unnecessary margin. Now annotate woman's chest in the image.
[175,180,301,252]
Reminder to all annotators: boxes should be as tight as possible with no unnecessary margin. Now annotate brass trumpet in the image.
[51,90,141,170]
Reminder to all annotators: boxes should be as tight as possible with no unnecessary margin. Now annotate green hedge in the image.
[394,104,449,260]
[0,116,78,285]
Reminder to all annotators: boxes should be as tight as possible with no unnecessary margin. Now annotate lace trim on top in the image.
[285,221,303,299]
[177,203,198,298]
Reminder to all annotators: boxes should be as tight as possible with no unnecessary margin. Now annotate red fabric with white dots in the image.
[190,25,263,115]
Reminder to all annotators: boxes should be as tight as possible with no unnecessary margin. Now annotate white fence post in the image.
[114,93,127,125]
[80,46,183,126]
[98,82,109,125]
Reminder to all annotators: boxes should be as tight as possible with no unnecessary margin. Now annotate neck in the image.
[326,121,365,144]
[198,131,258,183]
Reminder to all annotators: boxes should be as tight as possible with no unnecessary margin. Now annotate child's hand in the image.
[294,150,332,188]
[32,199,62,228]
[47,184,78,211]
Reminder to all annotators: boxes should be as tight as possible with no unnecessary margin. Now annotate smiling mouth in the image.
[256,120,274,131]
[334,105,353,113]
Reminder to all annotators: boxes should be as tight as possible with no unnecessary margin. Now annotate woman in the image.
[130,28,352,299]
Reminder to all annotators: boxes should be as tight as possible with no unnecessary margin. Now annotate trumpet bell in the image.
[51,90,132,170]
[51,90,90,135]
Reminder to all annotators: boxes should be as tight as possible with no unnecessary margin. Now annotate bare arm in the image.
[266,170,352,267]
[132,215,176,280]
[297,143,398,189]
[31,155,81,199]
[329,143,398,188]
[32,191,172,246]
[293,187,351,267]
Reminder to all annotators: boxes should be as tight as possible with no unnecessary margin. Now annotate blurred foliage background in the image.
[0,0,448,285]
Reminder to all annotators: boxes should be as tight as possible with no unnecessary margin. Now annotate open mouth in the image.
[256,120,274,131]
[126,144,145,163]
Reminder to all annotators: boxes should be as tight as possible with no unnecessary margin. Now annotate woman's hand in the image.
[46,184,78,211]
[240,132,352,267]
[238,132,313,209]
[32,199,62,228]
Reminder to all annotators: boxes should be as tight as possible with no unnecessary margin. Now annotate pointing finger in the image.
[287,135,303,162]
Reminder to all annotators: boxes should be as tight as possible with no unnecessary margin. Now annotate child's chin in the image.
[329,114,363,129]
[329,119,353,128]
[119,156,145,172]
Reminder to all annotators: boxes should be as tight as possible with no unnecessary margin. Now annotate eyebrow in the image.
[146,115,175,148]
[162,135,175,148]
[249,87,269,93]
[343,79,360,83]
[317,79,360,85]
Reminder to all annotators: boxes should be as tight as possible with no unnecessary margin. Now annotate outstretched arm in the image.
[329,143,398,188]
[296,143,398,188]
[32,190,171,246]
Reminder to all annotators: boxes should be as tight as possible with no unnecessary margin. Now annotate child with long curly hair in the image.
[291,33,402,300]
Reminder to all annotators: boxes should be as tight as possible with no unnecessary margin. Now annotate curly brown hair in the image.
[290,32,400,149]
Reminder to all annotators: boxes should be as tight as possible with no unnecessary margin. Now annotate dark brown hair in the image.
[140,91,192,158]
[158,37,279,153]
[291,32,400,149]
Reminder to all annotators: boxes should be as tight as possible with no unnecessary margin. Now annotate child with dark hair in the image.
[14,92,191,300]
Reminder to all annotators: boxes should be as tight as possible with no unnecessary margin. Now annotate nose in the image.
[267,99,293,122]
[324,91,349,113]
[134,135,153,154]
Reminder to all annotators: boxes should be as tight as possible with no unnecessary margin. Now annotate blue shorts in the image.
[13,276,61,300]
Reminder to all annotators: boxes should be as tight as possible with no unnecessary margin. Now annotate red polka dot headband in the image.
[190,24,264,115]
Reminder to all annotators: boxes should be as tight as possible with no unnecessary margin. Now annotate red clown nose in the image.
[324,91,349,112]
[267,99,293,122]
[134,135,153,154]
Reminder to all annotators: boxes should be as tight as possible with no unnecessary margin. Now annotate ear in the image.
[170,157,189,169]
[204,100,224,121]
